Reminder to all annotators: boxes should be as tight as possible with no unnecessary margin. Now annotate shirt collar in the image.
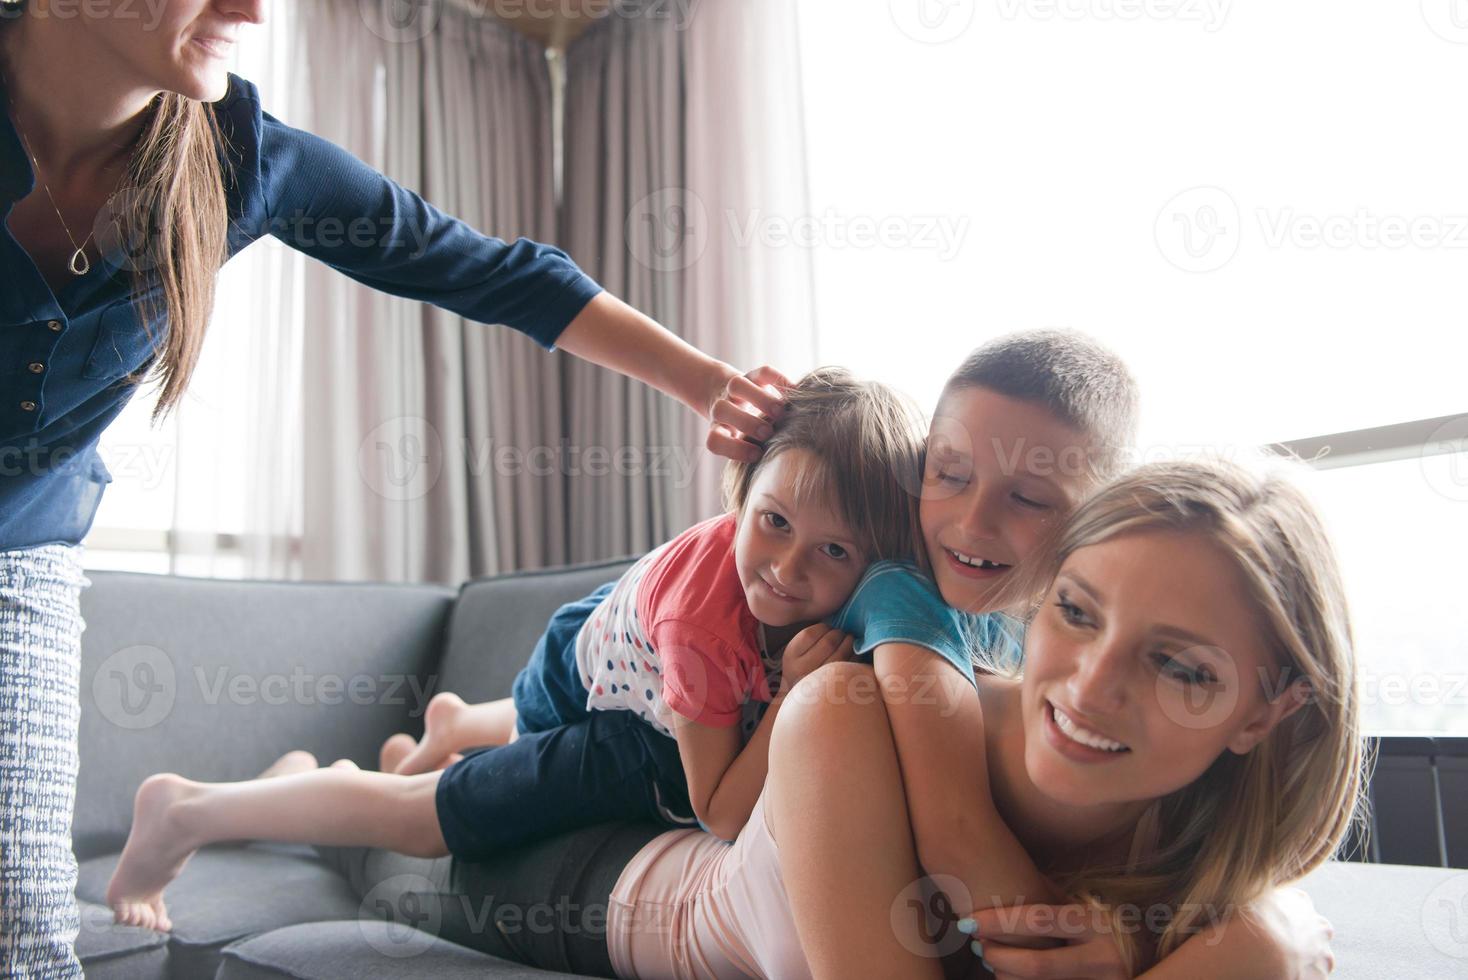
[0,66,37,204]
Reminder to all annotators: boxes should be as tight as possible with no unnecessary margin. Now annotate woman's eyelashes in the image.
[1055,590,1218,688]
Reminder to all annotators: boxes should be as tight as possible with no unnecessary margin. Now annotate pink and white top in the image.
[575,513,778,739]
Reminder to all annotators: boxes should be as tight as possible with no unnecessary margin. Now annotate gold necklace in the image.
[1,65,124,277]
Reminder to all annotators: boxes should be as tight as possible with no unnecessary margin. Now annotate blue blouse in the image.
[0,72,603,552]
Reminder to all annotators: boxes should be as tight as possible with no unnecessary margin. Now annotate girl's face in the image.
[1020,529,1306,811]
[919,386,1093,615]
[65,0,264,103]
[734,449,869,628]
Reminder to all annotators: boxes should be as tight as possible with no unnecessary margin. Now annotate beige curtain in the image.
[167,0,814,584]
[559,0,817,561]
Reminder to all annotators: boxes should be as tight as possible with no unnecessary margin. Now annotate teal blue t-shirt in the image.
[826,560,1024,687]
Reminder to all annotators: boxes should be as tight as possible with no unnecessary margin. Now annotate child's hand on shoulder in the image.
[779,624,856,693]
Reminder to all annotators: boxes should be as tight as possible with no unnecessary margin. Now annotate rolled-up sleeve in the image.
[255,108,602,350]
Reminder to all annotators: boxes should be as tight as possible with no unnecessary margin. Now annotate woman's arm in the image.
[556,294,791,461]
[252,103,789,459]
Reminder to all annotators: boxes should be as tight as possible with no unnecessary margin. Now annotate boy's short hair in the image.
[722,366,925,564]
[941,329,1139,483]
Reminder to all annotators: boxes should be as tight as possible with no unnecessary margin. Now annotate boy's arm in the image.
[670,694,787,841]
[873,641,1060,912]
[1137,887,1334,979]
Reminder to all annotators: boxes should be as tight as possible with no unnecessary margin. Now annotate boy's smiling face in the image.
[734,449,870,628]
[920,386,1095,615]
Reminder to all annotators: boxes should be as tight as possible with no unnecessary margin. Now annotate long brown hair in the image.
[1,0,228,425]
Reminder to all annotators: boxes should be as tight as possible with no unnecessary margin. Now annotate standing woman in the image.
[0,1,784,975]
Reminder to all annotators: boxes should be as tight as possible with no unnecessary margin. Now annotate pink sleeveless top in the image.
[606,790,811,979]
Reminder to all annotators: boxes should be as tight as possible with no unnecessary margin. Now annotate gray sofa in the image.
[72,558,1468,978]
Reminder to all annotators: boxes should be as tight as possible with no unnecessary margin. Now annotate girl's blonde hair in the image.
[721,366,926,566]
[2,2,229,426]
[1011,457,1366,971]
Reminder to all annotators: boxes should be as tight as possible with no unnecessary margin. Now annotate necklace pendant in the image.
[69,248,90,276]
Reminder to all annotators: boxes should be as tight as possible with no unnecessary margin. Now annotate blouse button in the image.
[20,401,37,412]
[28,362,45,374]
[47,320,62,332]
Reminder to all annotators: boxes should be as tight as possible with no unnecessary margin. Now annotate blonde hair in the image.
[721,366,926,566]
[2,2,229,426]
[1011,457,1366,970]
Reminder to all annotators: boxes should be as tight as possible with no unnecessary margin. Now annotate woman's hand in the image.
[704,364,791,463]
[965,903,1130,980]
[778,624,856,693]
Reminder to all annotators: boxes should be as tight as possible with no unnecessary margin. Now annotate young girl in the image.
[104,366,928,931]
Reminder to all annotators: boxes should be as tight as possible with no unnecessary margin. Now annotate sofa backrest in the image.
[75,572,454,859]
[435,556,639,704]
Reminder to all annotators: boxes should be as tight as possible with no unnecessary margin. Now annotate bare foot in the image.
[329,758,359,769]
[393,692,469,774]
[257,750,318,779]
[106,773,202,932]
[379,733,417,773]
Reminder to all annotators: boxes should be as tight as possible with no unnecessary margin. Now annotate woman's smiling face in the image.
[1019,528,1306,810]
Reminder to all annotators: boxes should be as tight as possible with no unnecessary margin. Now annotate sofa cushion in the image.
[76,899,169,979]
[216,920,590,979]
[436,557,637,704]
[76,842,364,979]
[1296,860,1467,978]
[76,572,456,859]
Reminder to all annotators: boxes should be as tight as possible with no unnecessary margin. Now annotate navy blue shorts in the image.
[435,582,698,861]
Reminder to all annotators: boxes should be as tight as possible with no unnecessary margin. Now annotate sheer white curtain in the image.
[560,0,816,560]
